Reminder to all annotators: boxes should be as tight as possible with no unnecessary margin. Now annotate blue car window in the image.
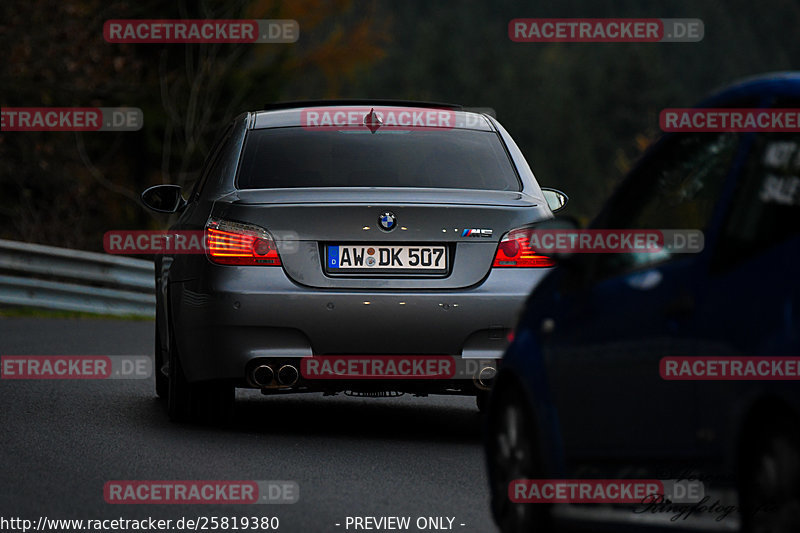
[715,128,800,268]
[592,132,740,279]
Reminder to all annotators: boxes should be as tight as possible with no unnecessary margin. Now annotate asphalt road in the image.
[0,318,734,533]
[0,318,497,533]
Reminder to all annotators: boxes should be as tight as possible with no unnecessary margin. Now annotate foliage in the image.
[1,0,799,247]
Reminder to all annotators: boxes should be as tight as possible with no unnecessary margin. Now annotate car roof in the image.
[249,100,495,132]
[262,99,463,111]
[699,71,800,107]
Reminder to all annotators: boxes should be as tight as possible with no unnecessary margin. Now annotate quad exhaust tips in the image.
[250,364,274,388]
[278,364,299,387]
[474,366,497,391]
[248,363,300,388]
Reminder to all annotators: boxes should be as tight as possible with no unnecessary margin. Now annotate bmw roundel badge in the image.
[379,211,396,231]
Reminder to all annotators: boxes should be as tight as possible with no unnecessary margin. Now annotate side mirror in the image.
[541,188,568,213]
[141,185,187,213]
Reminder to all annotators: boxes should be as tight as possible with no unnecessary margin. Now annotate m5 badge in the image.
[461,228,493,237]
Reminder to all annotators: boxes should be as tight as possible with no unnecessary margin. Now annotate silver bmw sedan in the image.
[141,101,566,422]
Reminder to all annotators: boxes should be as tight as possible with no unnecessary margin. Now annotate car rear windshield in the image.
[236,127,520,190]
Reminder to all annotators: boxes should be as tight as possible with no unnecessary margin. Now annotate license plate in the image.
[326,245,447,272]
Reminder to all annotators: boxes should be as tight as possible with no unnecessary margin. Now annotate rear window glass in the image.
[236,127,520,190]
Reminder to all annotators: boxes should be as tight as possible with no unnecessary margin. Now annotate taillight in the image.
[205,219,281,266]
[492,228,555,268]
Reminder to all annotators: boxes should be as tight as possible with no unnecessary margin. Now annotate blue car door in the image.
[541,131,745,473]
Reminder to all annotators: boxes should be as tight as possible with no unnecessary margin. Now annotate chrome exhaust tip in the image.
[277,364,299,387]
[250,364,274,388]
[474,366,497,390]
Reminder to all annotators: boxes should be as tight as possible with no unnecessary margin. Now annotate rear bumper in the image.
[169,264,550,386]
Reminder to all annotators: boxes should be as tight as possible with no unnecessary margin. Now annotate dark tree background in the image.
[1,0,799,249]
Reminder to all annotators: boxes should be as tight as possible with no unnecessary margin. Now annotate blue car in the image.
[485,72,800,533]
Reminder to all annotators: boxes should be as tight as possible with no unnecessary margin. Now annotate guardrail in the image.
[0,239,155,317]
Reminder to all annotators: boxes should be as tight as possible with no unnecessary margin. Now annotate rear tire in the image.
[485,381,551,532]
[167,334,234,424]
[739,412,800,533]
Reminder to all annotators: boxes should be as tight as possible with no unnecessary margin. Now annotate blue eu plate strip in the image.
[327,246,339,269]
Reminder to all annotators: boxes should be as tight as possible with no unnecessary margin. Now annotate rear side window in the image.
[715,132,800,267]
[713,96,800,269]
[236,127,520,191]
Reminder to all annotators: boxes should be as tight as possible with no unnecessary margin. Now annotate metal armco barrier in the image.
[0,239,155,317]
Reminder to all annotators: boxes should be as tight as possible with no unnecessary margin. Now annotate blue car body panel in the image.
[499,72,800,485]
